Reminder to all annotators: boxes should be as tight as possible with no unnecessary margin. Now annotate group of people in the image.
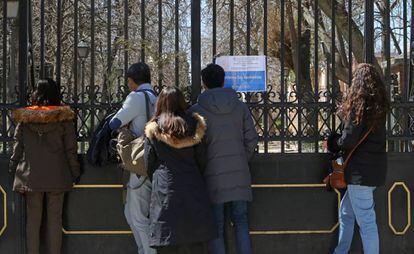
[108,62,258,254]
[8,61,388,254]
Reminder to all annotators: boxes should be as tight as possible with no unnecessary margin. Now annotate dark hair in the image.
[126,62,151,85]
[153,87,189,139]
[339,63,389,128]
[32,79,62,106]
[201,63,225,89]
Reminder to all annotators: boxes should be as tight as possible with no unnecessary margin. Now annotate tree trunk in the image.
[317,0,382,72]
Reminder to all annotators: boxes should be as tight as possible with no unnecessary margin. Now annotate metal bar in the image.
[331,0,336,134]
[191,0,201,103]
[348,0,352,87]
[212,0,217,57]
[175,0,179,87]
[15,14,29,244]
[141,0,145,62]
[2,0,7,154]
[403,0,408,150]
[28,0,35,90]
[410,0,414,100]
[158,0,163,90]
[280,0,285,153]
[106,0,112,101]
[263,0,267,55]
[403,0,408,100]
[263,0,268,153]
[124,0,129,86]
[73,0,79,138]
[385,0,392,151]
[40,0,45,78]
[74,0,79,104]
[364,0,374,64]
[297,0,302,152]
[246,0,251,55]
[18,0,29,106]
[212,0,216,57]
[314,0,319,152]
[90,0,96,130]
[385,1,391,96]
[230,0,234,55]
[56,0,62,85]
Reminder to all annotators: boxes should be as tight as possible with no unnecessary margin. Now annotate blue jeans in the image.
[334,185,379,254]
[209,201,253,254]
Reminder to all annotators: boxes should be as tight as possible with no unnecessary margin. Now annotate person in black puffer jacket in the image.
[327,63,389,254]
[144,87,215,254]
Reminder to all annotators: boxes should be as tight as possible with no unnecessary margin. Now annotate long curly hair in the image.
[338,63,389,128]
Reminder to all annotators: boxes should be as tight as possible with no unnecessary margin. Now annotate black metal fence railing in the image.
[0,0,413,155]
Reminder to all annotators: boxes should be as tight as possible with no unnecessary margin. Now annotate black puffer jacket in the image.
[327,117,387,187]
[144,112,215,247]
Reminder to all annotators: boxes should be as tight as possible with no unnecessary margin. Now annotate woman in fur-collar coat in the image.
[144,87,215,254]
[10,79,80,254]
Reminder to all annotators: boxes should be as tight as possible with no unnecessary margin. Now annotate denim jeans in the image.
[334,185,379,254]
[209,201,253,254]
[124,174,157,254]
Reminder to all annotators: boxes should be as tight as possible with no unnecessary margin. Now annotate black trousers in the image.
[156,242,208,254]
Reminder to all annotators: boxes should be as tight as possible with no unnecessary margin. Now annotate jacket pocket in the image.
[152,170,169,207]
[149,221,172,245]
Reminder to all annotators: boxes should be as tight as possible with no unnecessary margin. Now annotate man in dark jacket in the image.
[189,64,258,254]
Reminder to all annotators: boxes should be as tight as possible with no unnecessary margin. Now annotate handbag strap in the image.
[126,90,152,129]
[138,89,155,122]
[343,126,374,169]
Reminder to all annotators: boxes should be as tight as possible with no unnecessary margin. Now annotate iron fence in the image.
[0,0,413,155]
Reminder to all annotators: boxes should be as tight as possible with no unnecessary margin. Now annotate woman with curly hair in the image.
[327,63,389,254]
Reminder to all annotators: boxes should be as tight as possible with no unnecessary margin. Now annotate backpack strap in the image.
[125,89,155,183]
[142,91,150,121]
[134,89,157,120]
[137,88,157,97]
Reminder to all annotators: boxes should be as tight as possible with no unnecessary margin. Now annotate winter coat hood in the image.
[197,88,239,115]
[12,106,75,124]
[9,105,80,192]
[145,113,206,149]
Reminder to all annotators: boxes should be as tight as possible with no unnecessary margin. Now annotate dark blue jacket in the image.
[189,88,258,203]
[87,113,118,166]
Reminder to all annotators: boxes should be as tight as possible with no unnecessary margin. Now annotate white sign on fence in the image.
[215,55,267,92]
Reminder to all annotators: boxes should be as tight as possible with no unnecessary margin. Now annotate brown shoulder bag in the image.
[116,91,151,177]
[323,127,373,189]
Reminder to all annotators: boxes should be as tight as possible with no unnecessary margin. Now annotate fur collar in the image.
[145,113,206,149]
[12,106,75,124]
